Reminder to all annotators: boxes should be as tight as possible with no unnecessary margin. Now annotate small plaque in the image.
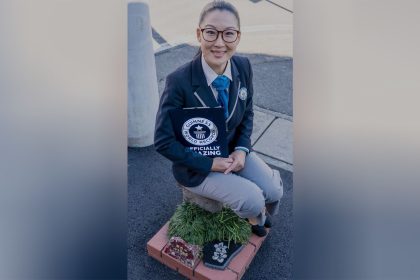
[202,240,244,270]
[163,236,201,268]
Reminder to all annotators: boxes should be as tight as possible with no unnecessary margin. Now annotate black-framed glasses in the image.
[200,28,240,43]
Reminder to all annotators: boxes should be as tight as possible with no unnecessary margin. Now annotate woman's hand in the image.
[211,157,234,173]
[224,150,246,174]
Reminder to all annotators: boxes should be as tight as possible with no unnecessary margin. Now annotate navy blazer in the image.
[154,55,254,187]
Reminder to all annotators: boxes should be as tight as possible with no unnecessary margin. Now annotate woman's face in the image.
[196,10,241,74]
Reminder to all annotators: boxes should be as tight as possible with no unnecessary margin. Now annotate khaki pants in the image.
[184,152,283,225]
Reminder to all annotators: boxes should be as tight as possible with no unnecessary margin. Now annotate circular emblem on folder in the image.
[239,87,247,100]
[182,118,218,146]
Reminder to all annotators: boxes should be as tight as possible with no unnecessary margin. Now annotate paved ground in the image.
[148,0,293,57]
[128,146,293,280]
[128,1,293,279]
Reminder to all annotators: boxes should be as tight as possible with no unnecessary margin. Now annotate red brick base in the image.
[146,221,269,280]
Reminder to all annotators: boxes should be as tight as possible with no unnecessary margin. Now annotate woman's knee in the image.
[267,185,283,203]
[241,191,265,217]
[265,172,284,203]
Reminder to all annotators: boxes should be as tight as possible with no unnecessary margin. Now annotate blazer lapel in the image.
[227,59,241,118]
[191,55,219,108]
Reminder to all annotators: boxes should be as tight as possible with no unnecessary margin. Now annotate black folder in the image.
[169,107,228,158]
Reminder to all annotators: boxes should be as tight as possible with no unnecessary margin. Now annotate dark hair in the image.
[199,0,240,28]
[195,0,241,57]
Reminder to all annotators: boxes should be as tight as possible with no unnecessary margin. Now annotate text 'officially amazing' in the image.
[188,146,222,156]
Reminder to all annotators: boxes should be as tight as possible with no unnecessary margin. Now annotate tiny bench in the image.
[177,182,223,213]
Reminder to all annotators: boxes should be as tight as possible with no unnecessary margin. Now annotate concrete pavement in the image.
[148,0,293,57]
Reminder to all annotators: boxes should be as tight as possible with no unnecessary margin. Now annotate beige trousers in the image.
[185,152,283,225]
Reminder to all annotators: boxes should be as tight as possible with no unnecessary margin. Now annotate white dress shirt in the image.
[201,54,232,101]
[200,55,249,155]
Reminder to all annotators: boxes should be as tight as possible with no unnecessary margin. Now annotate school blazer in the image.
[154,55,254,188]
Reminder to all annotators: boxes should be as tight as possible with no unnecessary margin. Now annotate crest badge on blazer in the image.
[238,87,247,100]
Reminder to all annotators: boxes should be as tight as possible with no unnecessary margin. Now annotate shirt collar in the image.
[201,54,232,86]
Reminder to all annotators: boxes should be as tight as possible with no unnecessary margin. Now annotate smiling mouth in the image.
[211,50,226,57]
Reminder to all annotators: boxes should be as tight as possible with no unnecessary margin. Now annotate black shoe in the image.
[251,224,267,237]
[264,214,272,228]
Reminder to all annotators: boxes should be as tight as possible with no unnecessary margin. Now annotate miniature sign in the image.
[163,236,201,268]
[203,240,244,270]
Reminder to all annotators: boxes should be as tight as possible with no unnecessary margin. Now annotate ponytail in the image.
[194,48,202,58]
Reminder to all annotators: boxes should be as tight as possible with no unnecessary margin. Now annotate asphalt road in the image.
[155,44,293,116]
[128,146,293,280]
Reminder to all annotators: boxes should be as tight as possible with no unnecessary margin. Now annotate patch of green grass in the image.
[168,202,251,246]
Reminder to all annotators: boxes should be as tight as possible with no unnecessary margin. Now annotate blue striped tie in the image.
[211,75,230,119]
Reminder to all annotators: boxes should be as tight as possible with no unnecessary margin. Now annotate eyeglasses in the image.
[200,28,240,43]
